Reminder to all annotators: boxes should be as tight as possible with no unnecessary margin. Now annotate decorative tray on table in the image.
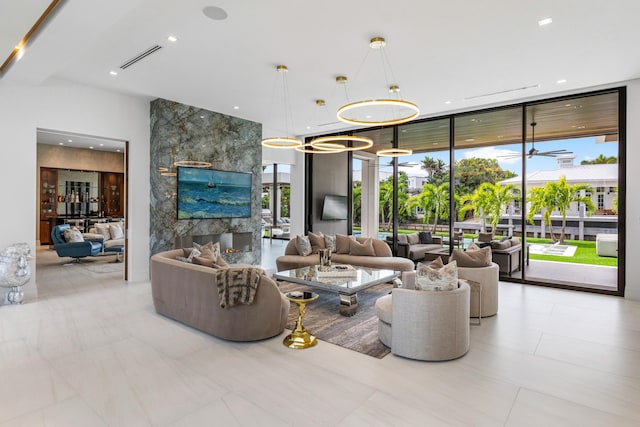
[315,264,358,278]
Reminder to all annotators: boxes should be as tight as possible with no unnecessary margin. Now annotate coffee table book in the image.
[315,264,358,278]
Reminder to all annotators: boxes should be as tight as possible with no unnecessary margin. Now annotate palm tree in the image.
[407,183,450,232]
[459,182,519,232]
[379,181,394,231]
[352,181,362,225]
[527,176,595,244]
[527,186,557,240]
[420,156,445,177]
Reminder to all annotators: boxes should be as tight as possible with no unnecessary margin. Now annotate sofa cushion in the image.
[510,237,521,247]
[295,235,312,256]
[63,228,84,243]
[335,234,355,254]
[450,246,492,267]
[94,223,111,240]
[406,233,420,245]
[350,238,376,256]
[308,231,326,253]
[478,232,494,243]
[491,240,511,250]
[415,260,458,291]
[397,234,408,245]
[418,231,434,244]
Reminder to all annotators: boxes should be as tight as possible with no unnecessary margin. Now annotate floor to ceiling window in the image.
[312,88,624,295]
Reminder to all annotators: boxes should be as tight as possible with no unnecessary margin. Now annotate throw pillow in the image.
[176,256,192,263]
[510,237,521,247]
[478,232,494,243]
[295,235,312,256]
[406,233,420,245]
[94,223,111,240]
[467,242,482,251]
[194,241,220,260]
[335,234,355,254]
[500,235,510,242]
[63,228,84,243]
[215,255,230,268]
[186,247,202,262]
[109,222,124,240]
[450,246,492,267]
[349,237,376,256]
[416,260,458,291]
[324,234,336,252]
[308,231,326,253]
[418,231,433,244]
[397,234,408,245]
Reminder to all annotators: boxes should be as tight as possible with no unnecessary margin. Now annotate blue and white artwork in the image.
[177,167,252,219]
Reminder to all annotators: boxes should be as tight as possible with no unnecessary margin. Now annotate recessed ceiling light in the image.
[306,126,311,130]
[89,146,94,149]
[203,6,228,21]
[58,142,64,145]
[116,149,121,152]
[167,36,177,42]
[200,115,205,119]
[465,138,475,142]
[68,139,72,142]
[556,79,567,84]
[538,17,552,26]
[109,70,118,76]
[99,143,104,146]
[445,100,452,105]
[365,115,372,119]
[233,106,239,110]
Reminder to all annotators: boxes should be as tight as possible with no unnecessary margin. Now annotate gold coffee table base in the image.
[283,291,319,349]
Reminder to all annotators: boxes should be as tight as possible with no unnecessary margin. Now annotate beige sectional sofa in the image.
[387,232,443,261]
[151,249,290,341]
[276,236,415,272]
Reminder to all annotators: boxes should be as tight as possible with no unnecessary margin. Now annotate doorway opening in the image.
[36,129,128,281]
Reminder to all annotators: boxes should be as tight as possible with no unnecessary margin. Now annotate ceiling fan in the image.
[500,121,573,159]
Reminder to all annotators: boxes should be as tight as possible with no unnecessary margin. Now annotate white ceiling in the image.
[37,129,125,152]
[3,0,640,146]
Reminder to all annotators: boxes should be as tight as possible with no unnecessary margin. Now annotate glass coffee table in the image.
[274,265,400,316]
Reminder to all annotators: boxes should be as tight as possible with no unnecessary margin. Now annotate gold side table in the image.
[283,291,319,349]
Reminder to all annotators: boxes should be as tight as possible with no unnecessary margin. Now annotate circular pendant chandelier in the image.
[336,37,420,127]
[261,65,303,149]
[376,148,413,158]
[310,135,373,152]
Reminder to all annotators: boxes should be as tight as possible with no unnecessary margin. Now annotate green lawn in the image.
[525,237,618,267]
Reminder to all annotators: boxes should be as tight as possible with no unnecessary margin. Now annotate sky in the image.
[373,136,619,177]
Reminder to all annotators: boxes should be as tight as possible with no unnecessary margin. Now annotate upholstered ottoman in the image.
[457,263,499,318]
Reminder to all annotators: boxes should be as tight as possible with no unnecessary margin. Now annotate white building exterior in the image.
[501,155,618,216]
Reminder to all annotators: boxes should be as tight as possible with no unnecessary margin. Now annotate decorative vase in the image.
[318,248,332,267]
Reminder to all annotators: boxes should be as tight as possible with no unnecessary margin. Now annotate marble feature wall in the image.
[150,98,262,265]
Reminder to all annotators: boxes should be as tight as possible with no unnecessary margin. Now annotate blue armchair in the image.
[51,224,103,262]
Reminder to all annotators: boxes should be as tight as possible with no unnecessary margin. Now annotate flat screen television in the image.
[321,194,348,220]
[177,167,252,219]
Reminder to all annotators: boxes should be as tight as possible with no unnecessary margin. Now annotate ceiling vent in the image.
[119,45,162,70]
[464,84,540,100]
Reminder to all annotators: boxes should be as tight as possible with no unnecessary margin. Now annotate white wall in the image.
[624,79,640,300]
[0,77,151,286]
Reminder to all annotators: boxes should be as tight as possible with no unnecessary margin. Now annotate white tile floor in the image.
[1,243,639,426]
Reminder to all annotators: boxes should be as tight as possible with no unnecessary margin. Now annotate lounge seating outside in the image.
[386,232,443,262]
[276,234,414,272]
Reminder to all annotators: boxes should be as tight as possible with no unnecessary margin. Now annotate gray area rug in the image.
[277,281,392,359]
[79,259,124,274]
